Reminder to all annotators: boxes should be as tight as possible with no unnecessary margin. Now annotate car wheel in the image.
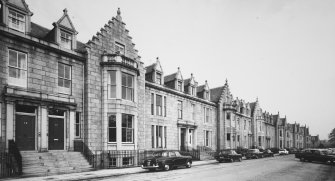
[218,160,222,163]
[186,161,192,168]
[300,158,304,162]
[255,156,258,159]
[164,164,170,171]
[238,157,242,162]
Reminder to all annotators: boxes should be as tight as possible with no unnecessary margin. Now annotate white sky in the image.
[25,0,335,140]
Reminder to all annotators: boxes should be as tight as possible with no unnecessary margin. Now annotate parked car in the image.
[297,149,335,165]
[215,150,243,163]
[288,148,298,154]
[246,149,264,159]
[278,149,289,155]
[141,151,192,171]
[263,149,275,157]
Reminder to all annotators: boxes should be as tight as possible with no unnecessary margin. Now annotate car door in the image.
[174,151,185,166]
[169,152,178,166]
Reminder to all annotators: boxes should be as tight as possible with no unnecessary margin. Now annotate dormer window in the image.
[204,91,209,100]
[60,30,72,49]
[8,9,25,32]
[115,42,125,55]
[156,72,162,84]
[177,81,182,91]
[191,86,195,96]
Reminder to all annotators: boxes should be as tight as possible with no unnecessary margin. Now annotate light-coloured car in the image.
[279,149,289,155]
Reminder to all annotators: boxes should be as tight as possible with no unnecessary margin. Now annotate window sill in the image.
[107,142,117,144]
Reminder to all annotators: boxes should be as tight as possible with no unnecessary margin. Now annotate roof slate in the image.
[210,86,224,102]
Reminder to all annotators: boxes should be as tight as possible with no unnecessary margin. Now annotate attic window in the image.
[205,91,209,100]
[156,72,161,84]
[115,42,125,55]
[177,81,182,91]
[60,30,72,49]
[8,9,25,32]
[191,86,195,96]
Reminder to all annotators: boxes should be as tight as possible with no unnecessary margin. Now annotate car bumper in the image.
[141,165,159,169]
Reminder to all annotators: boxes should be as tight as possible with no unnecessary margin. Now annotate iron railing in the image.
[73,140,97,168]
[0,140,22,178]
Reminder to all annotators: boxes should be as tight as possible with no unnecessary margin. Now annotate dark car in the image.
[263,149,274,157]
[297,149,335,165]
[141,151,192,171]
[288,148,298,154]
[215,150,243,163]
[246,149,264,159]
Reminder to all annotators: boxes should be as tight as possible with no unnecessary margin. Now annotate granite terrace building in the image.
[0,0,86,152]
[144,61,217,153]
[0,0,316,175]
[210,81,253,150]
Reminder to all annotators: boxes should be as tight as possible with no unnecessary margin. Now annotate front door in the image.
[15,115,35,150]
[180,128,185,151]
[48,117,64,150]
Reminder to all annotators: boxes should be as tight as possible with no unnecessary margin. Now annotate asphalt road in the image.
[93,155,335,181]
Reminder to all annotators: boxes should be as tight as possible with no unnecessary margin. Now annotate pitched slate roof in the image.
[210,86,224,103]
[30,22,50,39]
[164,73,177,83]
[249,102,256,116]
[184,78,191,86]
[30,22,85,53]
[197,85,205,93]
[145,63,155,74]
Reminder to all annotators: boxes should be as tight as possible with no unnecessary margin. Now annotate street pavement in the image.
[5,155,335,181]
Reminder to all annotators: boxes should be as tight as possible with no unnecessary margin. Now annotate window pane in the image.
[127,75,133,87]
[18,52,26,69]
[109,71,116,85]
[58,78,63,87]
[126,88,132,100]
[9,67,17,78]
[122,74,126,86]
[156,95,162,106]
[122,128,126,142]
[20,69,26,79]
[64,79,71,88]
[109,128,116,142]
[58,63,64,77]
[109,85,116,98]
[64,65,70,79]
[127,115,133,128]
[122,87,126,99]
[122,114,127,127]
[9,50,17,67]
[109,115,116,127]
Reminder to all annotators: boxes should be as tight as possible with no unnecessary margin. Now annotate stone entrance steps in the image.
[21,150,93,177]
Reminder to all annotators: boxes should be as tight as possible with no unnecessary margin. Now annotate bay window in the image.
[122,114,133,143]
[108,115,116,142]
[108,71,117,98]
[122,73,134,101]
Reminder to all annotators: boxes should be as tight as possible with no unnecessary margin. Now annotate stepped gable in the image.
[86,8,140,61]
[212,79,233,104]
[210,86,224,103]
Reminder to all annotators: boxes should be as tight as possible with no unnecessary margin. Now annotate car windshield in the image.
[148,151,169,157]
[221,150,232,154]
